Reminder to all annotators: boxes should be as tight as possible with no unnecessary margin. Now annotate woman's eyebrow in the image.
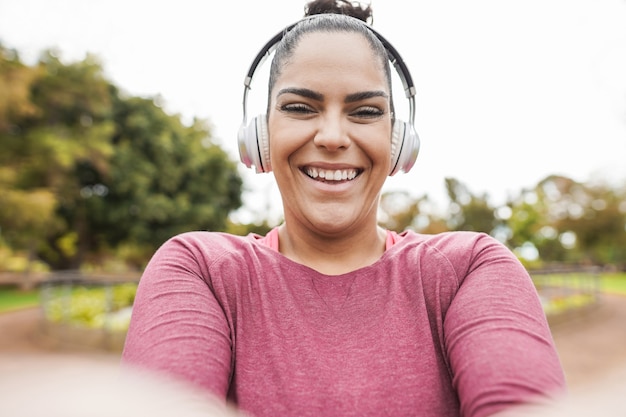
[276,87,323,101]
[276,88,388,103]
[345,90,389,103]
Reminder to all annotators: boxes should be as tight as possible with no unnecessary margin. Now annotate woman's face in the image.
[268,31,392,236]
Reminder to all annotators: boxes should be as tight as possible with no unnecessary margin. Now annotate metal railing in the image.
[531,267,602,322]
[37,271,140,351]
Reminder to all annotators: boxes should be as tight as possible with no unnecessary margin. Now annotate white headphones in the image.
[238,16,420,176]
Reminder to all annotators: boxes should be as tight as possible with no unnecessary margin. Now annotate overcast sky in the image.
[1,0,625,222]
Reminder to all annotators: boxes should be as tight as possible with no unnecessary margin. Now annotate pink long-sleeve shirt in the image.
[122,229,566,417]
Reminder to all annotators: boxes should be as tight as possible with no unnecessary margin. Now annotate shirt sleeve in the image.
[121,233,233,398]
[443,233,566,417]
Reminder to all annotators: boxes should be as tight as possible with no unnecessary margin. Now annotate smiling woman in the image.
[267,30,395,271]
[120,1,566,416]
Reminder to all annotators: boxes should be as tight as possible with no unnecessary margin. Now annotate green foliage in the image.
[0,45,243,271]
[0,188,56,248]
[379,191,422,231]
[0,245,49,273]
[555,182,626,265]
[378,191,449,234]
[225,219,274,237]
[540,293,596,316]
[43,283,137,331]
[96,97,242,249]
[0,46,39,132]
[379,175,626,268]
[444,178,498,234]
[506,176,626,265]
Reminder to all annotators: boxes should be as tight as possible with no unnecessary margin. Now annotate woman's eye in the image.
[353,106,384,119]
[281,103,314,114]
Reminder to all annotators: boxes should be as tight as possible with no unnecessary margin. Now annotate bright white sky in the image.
[1,0,625,223]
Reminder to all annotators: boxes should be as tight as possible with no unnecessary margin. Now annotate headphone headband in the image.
[242,15,416,123]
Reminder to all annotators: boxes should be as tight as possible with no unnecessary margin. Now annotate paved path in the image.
[548,293,626,390]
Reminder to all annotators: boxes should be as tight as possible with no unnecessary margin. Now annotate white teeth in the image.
[305,167,358,181]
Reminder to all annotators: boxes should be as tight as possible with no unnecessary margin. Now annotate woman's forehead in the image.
[292,31,375,57]
[279,31,386,81]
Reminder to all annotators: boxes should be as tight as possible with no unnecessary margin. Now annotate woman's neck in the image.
[277,221,387,275]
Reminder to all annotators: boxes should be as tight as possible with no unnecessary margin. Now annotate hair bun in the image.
[304,0,373,23]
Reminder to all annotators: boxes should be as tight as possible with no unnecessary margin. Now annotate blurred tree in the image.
[18,51,114,268]
[378,191,447,234]
[546,177,626,265]
[0,47,243,270]
[444,177,498,234]
[379,190,421,232]
[505,185,570,264]
[506,175,626,266]
[0,45,49,270]
[0,44,39,132]
[87,96,242,259]
[225,219,274,237]
[0,186,57,270]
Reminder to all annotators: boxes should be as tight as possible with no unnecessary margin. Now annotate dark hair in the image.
[304,0,373,24]
[266,0,392,115]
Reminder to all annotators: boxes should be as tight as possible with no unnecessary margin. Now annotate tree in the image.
[89,95,242,255]
[505,175,626,266]
[505,186,568,264]
[0,47,243,270]
[444,178,498,234]
[18,51,115,268]
[0,187,57,270]
[0,44,39,132]
[378,191,448,234]
[549,177,626,265]
[0,45,54,270]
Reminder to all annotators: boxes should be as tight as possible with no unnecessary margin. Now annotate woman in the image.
[122,1,566,416]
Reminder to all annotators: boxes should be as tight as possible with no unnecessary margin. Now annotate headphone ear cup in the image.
[389,119,420,176]
[256,116,271,172]
[237,114,271,173]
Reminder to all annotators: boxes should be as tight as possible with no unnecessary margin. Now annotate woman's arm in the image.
[122,233,233,398]
[444,234,566,417]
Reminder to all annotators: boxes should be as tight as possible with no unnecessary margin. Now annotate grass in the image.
[600,272,626,295]
[0,286,40,313]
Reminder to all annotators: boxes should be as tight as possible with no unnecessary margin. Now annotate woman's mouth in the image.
[303,167,361,182]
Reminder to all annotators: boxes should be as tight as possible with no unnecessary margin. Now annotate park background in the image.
[1,0,626,415]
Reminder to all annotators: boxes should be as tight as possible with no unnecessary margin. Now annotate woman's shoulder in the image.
[166,229,255,245]
[157,230,274,261]
[396,229,504,254]
[393,230,517,275]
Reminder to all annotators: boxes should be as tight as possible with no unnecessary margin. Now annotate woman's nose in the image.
[312,113,351,151]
